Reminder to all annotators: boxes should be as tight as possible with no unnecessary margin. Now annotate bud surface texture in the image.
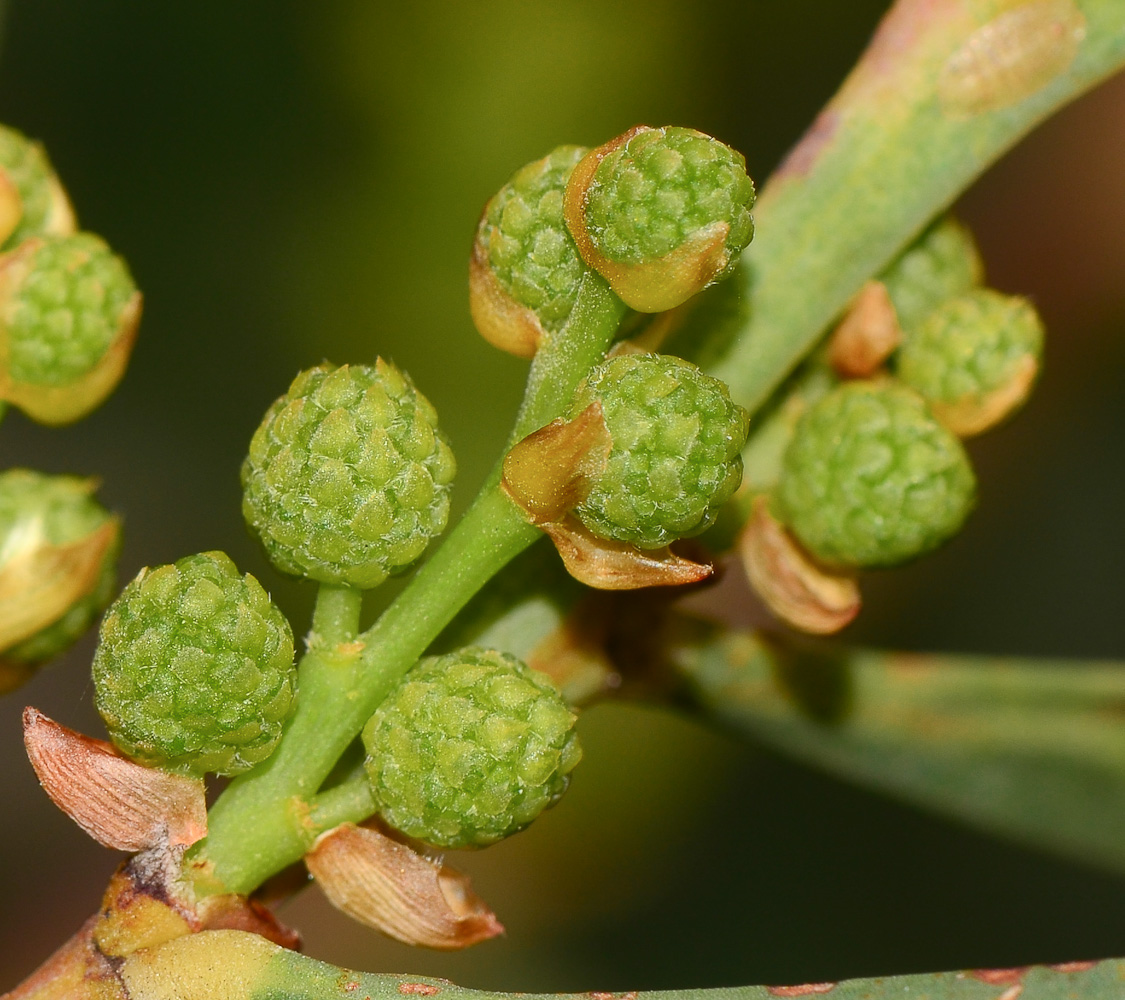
[479,145,589,331]
[583,127,754,272]
[241,361,456,588]
[880,216,982,332]
[897,289,1043,409]
[570,353,748,549]
[3,233,137,388]
[93,551,296,776]
[778,381,976,567]
[363,647,581,848]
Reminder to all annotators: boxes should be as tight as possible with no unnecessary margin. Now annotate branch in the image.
[117,929,1125,1000]
[673,623,1125,874]
[708,0,1125,413]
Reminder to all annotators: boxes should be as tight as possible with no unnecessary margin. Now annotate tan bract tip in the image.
[829,280,902,379]
[306,822,504,950]
[468,232,544,359]
[0,517,119,654]
[930,354,1039,437]
[740,497,860,635]
[0,170,22,248]
[23,707,207,851]
[542,517,712,590]
[43,174,77,236]
[502,403,612,524]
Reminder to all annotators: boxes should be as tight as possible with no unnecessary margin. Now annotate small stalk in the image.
[308,584,362,646]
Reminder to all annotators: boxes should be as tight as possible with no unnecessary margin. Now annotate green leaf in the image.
[675,626,1125,874]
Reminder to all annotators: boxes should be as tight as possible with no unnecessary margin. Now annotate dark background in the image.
[1,1,1124,991]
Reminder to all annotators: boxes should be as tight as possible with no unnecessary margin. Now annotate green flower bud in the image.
[92,551,296,776]
[777,381,976,567]
[566,126,755,312]
[569,353,748,549]
[896,288,1043,436]
[0,470,119,692]
[241,360,456,588]
[880,216,983,332]
[363,647,581,848]
[0,233,141,425]
[0,124,75,251]
[470,145,590,358]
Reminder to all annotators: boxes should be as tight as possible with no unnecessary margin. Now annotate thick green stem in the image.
[675,624,1125,874]
[194,271,624,895]
[116,933,1125,1000]
[709,0,1125,415]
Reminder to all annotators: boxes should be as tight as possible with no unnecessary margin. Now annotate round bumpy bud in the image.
[92,551,296,776]
[880,216,983,333]
[363,647,581,848]
[0,470,119,691]
[242,361,456,589]
[570,353,748,549]
[470,145,590,358]
[566,126,755,312]
[0,233,141,425]
[896,289,1043,437]
[777,381,976,567]
[0,124,75,251]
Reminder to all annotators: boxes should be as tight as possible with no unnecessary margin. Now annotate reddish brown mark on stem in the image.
[774,111,840,180]
[773,0,959,180]
[970,968,1028,986]
[766,985,837,997]
[1048,960,1099,973]
[857,0,960,77]
[398,984,441,996]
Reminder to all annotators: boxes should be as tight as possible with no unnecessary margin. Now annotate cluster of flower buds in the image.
[0,124,140,425]
[0,126,139,691]
[742,215,1044,634]
[471,125,756,357]
[472,126,756,588]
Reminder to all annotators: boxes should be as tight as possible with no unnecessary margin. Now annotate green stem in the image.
[674,624,1125,874]
[510,271,625,444]
[307,774,376,833]
[708,0,1125,415]
[309,584,362,645]
[194,270,624,896]
[118,931,1125,1000]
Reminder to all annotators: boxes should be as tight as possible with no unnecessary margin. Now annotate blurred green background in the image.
[2,0,1125,992]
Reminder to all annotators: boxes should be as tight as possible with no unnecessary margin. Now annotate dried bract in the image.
[306,822,503,949]
[23,707,207,851]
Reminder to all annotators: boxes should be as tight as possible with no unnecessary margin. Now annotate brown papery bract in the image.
[542,517,712,590]
[305,822,503,950]
[22,707,207,852]
[740,497,860,635]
